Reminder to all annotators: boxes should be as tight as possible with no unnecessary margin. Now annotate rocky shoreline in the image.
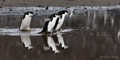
[0,0,120,7]
[0,6,120,16]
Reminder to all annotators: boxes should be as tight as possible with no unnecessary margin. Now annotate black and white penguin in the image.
[20,11,34,31]
[38,13,60,33]
[53,10,69,31]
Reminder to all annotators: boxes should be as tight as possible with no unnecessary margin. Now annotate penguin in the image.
[38,13,60,34]
[53,10,69,31]
[20,11,34,31]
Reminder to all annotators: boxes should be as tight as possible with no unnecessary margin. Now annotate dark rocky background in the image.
[0,0,120,7]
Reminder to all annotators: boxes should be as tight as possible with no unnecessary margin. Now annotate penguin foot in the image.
[58,29,63,31]
[45,32,53,35]
[53,30,58,33]
[28,29,35,31]
[27,46,33,50]
[53,50,60,53]
[62,46,68,49]
[20,29,28,31]
[53,29,62,33]
[20,29,33,32]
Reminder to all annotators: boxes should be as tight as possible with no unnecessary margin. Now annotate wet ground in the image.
[0,8,120,60]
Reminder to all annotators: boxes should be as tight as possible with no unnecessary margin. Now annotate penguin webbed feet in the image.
[58,29,63,31]
[19,29,28,31]
[45,32,53,35]
[38,31,53,35]
[19,29,33,32]
[53,29,62,33]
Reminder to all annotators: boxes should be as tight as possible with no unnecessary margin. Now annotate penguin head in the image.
[57,10,69,18]
[24,11,34,17]
[58,10,69,15]
[64,11,69,16]
[55,14,60,18]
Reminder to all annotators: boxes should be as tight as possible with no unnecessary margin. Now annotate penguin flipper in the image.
[53,18,59,30]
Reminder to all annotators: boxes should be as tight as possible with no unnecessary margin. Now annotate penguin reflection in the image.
[43,35,60,53]
[118,30,120,37]
[56,32,68,49]
[20,32,33,50]
[43,32,68,53]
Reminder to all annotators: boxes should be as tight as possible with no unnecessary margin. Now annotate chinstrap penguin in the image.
[20,11,34,31]
[53,10,69,31]
[38,13,60,34]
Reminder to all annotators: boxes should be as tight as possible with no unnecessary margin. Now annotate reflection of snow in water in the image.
[87,10,90,29]
[0,28,74,36]
[110,16,114,27]
[103,9,108,25]
[93,10,97,29]
[118,30,120,37]
[0,28,42,36]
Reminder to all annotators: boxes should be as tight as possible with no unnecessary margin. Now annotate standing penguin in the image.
[38,13,60,34]
[53,10,69,31]
[20,11,34,31]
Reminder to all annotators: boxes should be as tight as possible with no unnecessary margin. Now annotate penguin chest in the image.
[48,17,57,28]
[55,18,64,30]
[58,18,64,25]
[22,17,32,27]
[20,16,32,30]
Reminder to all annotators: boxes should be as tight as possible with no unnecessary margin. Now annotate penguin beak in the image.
[68,13,72,18]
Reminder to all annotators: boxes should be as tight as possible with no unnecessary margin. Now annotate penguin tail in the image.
[38,21,49,34]
[38,25,48,34]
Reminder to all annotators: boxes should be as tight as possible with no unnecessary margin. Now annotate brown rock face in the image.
[0,0,120,7]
